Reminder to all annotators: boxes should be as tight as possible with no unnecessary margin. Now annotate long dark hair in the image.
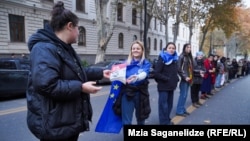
[182,43,193,65]
[50,1,79,32]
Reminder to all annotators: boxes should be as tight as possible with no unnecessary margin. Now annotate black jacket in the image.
[154,56,179,91]
[113,80,151,121]
[26,25,103,140]
[193,58,206,84]
[178,53,194,82]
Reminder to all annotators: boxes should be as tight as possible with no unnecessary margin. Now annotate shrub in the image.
[81,60,89,67]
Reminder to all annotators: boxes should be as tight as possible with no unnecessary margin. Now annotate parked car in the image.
[0,58,30,98]
[87,60,125,84]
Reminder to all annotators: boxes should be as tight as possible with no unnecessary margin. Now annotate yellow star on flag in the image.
[113,84,119,90]
[110,93,115,99]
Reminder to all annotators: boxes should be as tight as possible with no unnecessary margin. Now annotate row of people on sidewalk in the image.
[226,57,250,80]
[154,42,204,124]
[153,43,243,125]
[154,44,250,126]
[214,55,250,90]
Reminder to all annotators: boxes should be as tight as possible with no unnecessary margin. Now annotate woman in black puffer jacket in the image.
[154,42,179,125]
[26,1,110,141]
[190,51,206,108]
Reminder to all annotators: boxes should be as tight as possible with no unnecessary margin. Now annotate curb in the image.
[171,78,238,125]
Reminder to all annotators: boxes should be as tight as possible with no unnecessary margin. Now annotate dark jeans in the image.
[40,134,79,141]
[158,90,174,125]
[176,80,190,114]
[190,83,201,103]
[121,92,145,125]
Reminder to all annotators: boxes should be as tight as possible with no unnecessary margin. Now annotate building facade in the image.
[0,0,200,64]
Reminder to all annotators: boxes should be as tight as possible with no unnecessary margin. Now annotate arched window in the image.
[160,39,163,50]
[147,37,151,49]
[117,3,123,22]
[118,33,124,48]
[154,38,157,50]
[76,0,85,12]
[132,8,137,25]
[147,37,151,53]
[78,26,86,46]
[154,18,157,30]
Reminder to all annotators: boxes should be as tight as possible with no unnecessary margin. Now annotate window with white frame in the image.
[154,38,157,50]
[154,18,157,30]
[78,26,86,46]
[76,0,85,12]
[9,14,25,42]
[160,39,163,50]
[117,3,123,22]
[132,8,137,25]
[118,33,124,48]
[147,37,151,52]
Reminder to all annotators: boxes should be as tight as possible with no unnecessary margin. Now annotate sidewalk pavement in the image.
[171,75,250,125]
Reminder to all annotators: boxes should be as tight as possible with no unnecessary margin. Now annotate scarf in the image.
[160,50,178,65]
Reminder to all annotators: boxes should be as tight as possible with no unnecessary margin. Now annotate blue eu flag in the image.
[95,81,123,134]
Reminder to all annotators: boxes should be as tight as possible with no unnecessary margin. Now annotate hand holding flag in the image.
[95,81,123,134]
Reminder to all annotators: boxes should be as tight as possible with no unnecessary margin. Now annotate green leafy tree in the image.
[199,0,241,52]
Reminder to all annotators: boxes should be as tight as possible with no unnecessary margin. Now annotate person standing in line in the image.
[114,40,151,125]
[154,42,179,125]
[231,58,239,79]
[200,54,215,99]
[223,57,230,83]
[220,57,227,86]
[26,1,111,141]
[237,59,243,78]
[227,58,234,82]
[209,55,218,95]
[247,60,250,75]
[190,51,205,108]
[215,56,226,88]
[176,43,194,117]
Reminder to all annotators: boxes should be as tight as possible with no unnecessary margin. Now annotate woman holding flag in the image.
[95,40,151,134]
[120,40,152,125]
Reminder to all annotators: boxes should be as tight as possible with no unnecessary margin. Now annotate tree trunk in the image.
[173,0,181,44]
[199,27,208,52]
[199,16,213,52]
[188,0,193,44]
[94,0,117,63]
[144,0,155,59]
[164,0,169,44]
